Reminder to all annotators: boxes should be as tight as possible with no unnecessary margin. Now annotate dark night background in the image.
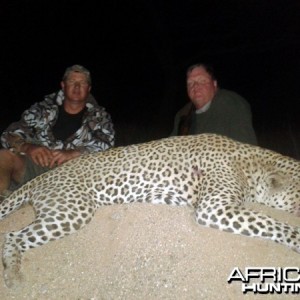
[1,0,300,157]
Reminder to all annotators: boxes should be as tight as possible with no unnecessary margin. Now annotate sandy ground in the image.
[0,202,299,300]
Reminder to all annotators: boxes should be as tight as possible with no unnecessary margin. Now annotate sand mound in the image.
[0,202,299,299]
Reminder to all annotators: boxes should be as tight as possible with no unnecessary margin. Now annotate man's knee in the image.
[0,149,26,184]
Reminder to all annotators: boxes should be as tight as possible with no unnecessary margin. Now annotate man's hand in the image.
[22,144,54,167]
[49,150,81,168]
[21,144,81,168]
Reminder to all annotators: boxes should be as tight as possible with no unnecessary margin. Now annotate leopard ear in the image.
[266,171,289,192]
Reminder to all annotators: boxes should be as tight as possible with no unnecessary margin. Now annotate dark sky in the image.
[1,0,300,153]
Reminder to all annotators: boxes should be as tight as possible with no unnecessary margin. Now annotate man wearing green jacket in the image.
[170,63,257,145]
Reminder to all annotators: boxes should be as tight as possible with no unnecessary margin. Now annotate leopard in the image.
[1,133,300,288]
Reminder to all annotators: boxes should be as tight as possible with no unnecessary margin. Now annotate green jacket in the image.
[170,89,257,145]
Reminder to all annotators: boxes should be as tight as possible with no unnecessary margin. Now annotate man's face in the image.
[187,66,217,109]
[61,71,91,104]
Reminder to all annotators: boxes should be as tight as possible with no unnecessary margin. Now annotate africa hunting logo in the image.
[227,267,300,294]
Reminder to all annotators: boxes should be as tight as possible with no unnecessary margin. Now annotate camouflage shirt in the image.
[1,90,115,153]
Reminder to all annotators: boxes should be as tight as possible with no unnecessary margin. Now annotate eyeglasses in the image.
[187,80,211,88]
[66,80,89,87]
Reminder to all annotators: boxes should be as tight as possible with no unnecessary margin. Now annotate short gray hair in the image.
[62,65,92,85]
[186,63,216,81]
